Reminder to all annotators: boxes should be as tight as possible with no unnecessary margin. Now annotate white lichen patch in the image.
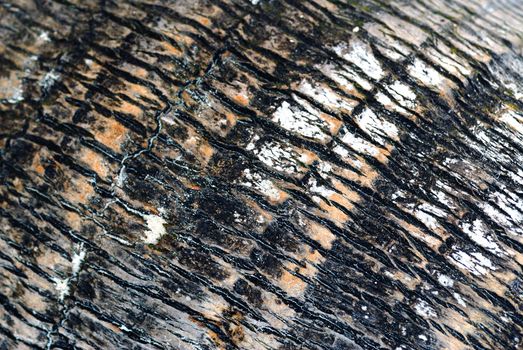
[52,277,70,302]
[432,182,456,210]
[241,169,284,203]
[437,274,454,287]
[316,161,333,181]
[386,81,417,109]
[297,79,356,112]
[39,70,60,90]
[451,250,496,276]
[508,168,523,186]
[499,109,523,135]
[333,40,385,80]
[272,100,330,142]
[248,139,307,175]
[71,243,86,275]
[453,293,467,307]
[233,211,243,224]
[390,189,407,201]
[317,63,373,92]
[375,92,408,116]
[38,31,51,42]
[332,144,350,159]
[119,325,132,332]
[142,214,168,244]
[506,83,523,100]
[245,134,259,151]
[414,299,437,317]
[407,58,447,90]
[479,187,523,237]
[408,202,446,231]
[414,211,439,231]
[354,107,399,143]
[116,166,128,188]
[337,127,381,157]
[461,219,503,256]
[473,125,516,163]
[308,178,335,198]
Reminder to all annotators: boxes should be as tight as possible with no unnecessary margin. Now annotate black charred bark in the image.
[1,0,523,349]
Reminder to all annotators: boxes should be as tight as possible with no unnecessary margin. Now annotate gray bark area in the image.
[1,0,523,349]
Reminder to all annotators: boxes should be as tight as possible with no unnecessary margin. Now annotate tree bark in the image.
[1,0,523,349]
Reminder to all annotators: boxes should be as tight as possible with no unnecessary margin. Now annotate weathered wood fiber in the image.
[1,0,523,349]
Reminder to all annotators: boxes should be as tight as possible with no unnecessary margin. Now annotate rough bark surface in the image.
[1,0,523,349]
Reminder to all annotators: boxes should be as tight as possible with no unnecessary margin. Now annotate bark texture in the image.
[1,0,523,349]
